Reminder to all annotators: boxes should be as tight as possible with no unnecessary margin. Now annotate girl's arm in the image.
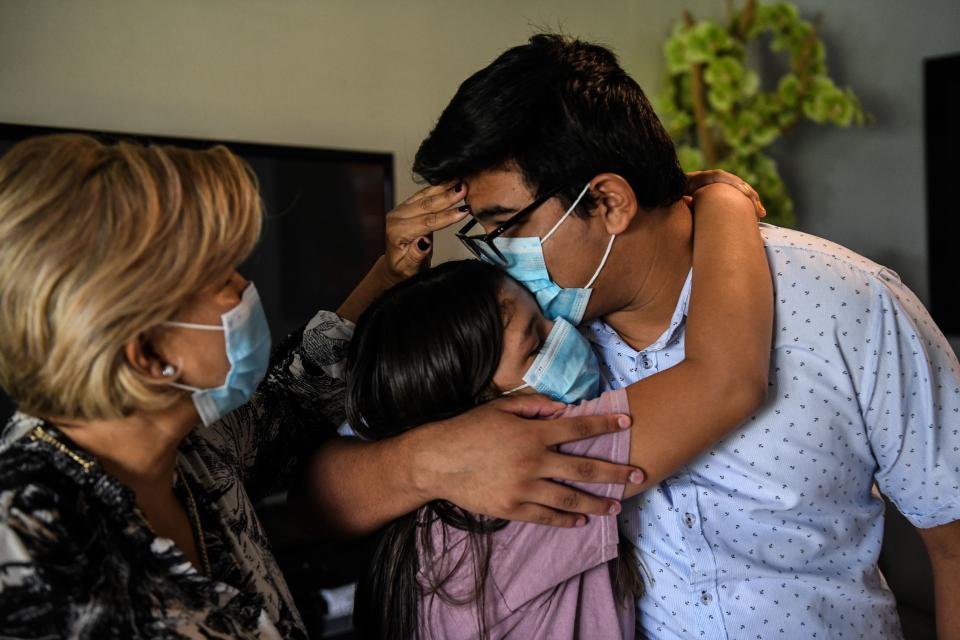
[623,178,773,498]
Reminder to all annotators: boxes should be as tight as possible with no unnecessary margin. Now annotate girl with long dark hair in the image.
[347,260,641,639]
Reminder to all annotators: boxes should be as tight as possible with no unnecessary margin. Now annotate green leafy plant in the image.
[658,0,869,226]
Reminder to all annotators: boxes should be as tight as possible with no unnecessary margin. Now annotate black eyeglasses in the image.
[456,183,567,266]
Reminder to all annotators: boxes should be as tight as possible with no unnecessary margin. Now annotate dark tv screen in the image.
[926,53,960,335]
[0,123,393,424]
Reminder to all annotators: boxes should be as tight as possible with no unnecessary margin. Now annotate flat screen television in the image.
[926,53,960,336]
[0,123,394,424]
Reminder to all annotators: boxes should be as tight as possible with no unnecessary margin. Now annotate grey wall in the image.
[687,0,960,352]
[773,0,960,309]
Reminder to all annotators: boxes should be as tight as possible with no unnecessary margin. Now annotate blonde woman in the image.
[0,134,648,638]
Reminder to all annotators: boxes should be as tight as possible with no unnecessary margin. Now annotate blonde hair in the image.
[0,134,263,419]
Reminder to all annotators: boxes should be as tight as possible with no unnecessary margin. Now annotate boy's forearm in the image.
[917,520,960,640]
[932,556,960,640]
[295,398,640,534]
[298,430,432,537]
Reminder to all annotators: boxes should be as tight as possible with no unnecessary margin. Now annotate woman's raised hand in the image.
[336,181,470,323]
[383,181,471,285]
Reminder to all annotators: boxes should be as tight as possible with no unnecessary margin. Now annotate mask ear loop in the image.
[157,321,224,392]
[501,382,531,396]
[541,182,593,244]
[159,358,203,393]
[163,321,225,331]
[585,234,616,289]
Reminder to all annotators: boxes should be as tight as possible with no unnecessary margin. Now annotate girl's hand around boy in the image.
[686,170,766,218]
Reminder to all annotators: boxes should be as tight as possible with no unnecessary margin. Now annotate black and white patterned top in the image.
[0,310,354,639]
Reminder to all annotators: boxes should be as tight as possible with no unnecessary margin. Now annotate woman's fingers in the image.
[400,203,472,235]
[384,203,472,279]
[384,180,471,281]
[391,233,434,279]
[400,180,457,205]
[397,180,465,215]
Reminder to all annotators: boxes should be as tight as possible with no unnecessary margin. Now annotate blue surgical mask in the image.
[488,183,616,325]
[504,317,601,404]
[163,283,272,426]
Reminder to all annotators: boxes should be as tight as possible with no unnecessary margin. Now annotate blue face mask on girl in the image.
[486,183,616,326]
[163,283,272,426]
[504,317,601,404]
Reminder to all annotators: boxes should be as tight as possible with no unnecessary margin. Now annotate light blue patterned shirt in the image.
[583,224,960,640]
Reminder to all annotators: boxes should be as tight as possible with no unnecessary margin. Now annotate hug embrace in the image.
[0,34,957,640]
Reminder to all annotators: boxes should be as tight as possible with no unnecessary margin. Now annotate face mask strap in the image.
[168,380,202,393]
[160,358,201,393]
[541,182,592,244]
[163,321,225,331]
[501,382,531,396]
[585,234,616,289]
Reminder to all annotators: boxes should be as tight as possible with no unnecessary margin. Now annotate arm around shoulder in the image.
[623,184,772,496]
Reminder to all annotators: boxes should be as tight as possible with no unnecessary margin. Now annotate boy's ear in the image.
[590,173,638,235]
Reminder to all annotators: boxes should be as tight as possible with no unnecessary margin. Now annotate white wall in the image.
[1,0,958,338]
[0,0,715,263]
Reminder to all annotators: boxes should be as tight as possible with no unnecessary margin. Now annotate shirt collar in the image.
[583,269,692,354]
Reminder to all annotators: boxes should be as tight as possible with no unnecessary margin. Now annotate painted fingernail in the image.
[629,469,645,484]
[608,501,622,515]
[417,238,431,251]
[617,415,631,429]
[454,181,463,193]
[458,204,471,212]
[575,516,587,527]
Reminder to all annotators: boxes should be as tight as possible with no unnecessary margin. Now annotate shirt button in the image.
[641,356,653,369]
[684,513,696,528]
[700,591,713,605]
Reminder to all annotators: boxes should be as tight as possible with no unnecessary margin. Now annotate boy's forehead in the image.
[465,169,535,216]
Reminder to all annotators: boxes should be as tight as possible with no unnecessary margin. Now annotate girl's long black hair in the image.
[346,259,642,639]
[347,260,507,640]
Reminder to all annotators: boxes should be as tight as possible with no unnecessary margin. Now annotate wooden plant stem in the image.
[737,0,757,39]
[783,13,824,136]
[684,11,718,166]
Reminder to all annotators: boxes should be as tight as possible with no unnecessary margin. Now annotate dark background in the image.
[926,53,960,336]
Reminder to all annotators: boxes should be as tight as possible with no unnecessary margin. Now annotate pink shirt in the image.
[417,388,634,639]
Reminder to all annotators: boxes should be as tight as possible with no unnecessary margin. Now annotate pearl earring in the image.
[161,364,176,378]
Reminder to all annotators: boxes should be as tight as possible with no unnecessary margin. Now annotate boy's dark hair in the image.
[414,33,687,216]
